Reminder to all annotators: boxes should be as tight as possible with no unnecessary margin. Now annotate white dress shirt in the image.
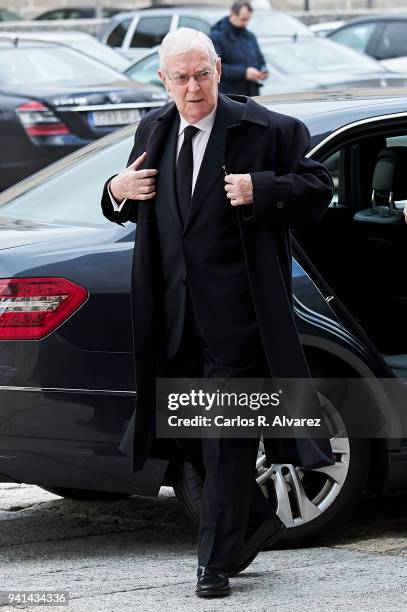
[109,106,217,213]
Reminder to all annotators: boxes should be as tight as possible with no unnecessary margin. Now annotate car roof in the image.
[258,89,407,141]
[137,3,226,8]
[108,7,297,21]
[259,88,407,110]
[40,5,94,9]
[0,35,84,50]
[1,30,95,42]
[332,13,407,27]
[110,6,225,19]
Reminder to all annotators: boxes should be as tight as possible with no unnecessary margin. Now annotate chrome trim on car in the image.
[0,385,136,395]
[308,111,407,158]
[58,101,166,112]
[293,295,369,357]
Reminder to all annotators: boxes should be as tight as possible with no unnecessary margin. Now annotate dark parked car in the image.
[35,7,126,20]
[100,8,312,60]
[328,14,407,73]
[125,38,407,94]
[0,37,167,191]
[1,89,407,546]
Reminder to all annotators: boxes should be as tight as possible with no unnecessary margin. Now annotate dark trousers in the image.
[163,295,276,570]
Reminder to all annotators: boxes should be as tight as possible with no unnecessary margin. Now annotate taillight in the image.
[0,277,88,340]
[16,101,70,137]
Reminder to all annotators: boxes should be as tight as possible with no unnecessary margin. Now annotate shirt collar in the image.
[178,104,217,136]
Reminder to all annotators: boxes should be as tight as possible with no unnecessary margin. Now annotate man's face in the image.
[229,6,252,29]
[158,49,221,124]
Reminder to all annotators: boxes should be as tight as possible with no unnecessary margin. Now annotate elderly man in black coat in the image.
[101,27,335,598]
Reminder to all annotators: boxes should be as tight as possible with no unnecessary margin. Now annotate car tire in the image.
[40,487,129,501]
[172,389,372,548]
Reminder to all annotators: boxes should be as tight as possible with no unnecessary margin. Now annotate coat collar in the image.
[240,96,269,127]
[144,94,269,231]
[153,93,269,128]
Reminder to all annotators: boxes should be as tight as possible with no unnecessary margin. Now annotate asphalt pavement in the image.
[0,483,406,611]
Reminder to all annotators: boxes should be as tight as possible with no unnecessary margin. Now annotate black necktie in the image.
[175,125,200,226]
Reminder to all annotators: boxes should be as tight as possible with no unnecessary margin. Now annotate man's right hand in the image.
[109,152,158,203]
[246,67,265,81]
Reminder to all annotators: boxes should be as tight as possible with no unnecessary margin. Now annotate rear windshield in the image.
[250,12,312,38]
[72,41,130,72]
[262,39,383,75]
[0,46,125,87]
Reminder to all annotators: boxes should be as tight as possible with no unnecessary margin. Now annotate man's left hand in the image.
[224,173,253,206]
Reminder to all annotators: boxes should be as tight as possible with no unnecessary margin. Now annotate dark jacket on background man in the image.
[210,17,266,96]
[100,94,335,473]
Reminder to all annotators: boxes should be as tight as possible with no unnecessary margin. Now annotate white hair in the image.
[159,28,218,71]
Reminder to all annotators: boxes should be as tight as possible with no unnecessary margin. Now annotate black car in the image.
[328,15,407,72]
[1,89,407,547]
[0,37,167,191]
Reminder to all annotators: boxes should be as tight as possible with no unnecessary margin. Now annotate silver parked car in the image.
[124,36,407,95]
[260,37,407,94]
[328,14,407,74]
[99,7,312,61]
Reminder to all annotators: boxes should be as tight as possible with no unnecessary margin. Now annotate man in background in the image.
[210,1,268,96]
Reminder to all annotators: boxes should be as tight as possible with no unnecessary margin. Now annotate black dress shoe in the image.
[196,566,230,598]
[228,514,286,577]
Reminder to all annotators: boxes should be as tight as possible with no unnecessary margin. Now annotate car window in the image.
[375,22,407,60]
[330,23,376,53]
[321,131,407,210]
[0,9,21,21]
[67,10,83,19]
[178,16,211,35]
[0,47,126,87]
[106,18,132,47]
[126,52,161,85]
[0,134,134,227]
[130,16,172,48]
[386,134,407,208]
[38,10,66,20]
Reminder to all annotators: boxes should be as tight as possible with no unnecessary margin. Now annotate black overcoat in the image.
[101,94,335,472]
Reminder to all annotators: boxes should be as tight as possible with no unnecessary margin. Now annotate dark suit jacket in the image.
[101,94,335,472]
[136,95,262,363]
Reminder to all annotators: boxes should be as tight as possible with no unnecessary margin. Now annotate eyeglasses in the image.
[165,68,214,86]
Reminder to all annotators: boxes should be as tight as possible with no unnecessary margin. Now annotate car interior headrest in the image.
[372,146,407,201]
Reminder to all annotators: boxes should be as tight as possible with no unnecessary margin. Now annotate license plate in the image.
[89,109,141,127]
